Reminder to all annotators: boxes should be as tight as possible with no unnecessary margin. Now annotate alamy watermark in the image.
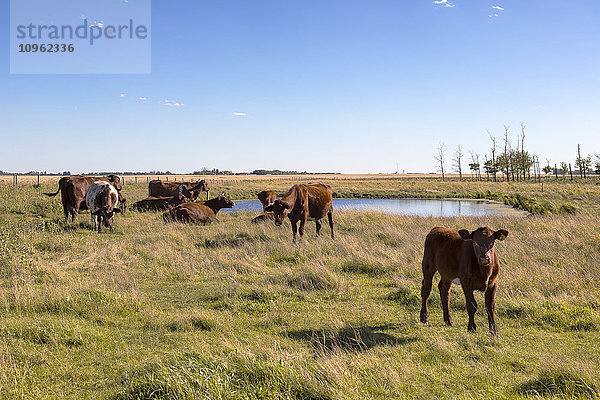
[10,0,151,74]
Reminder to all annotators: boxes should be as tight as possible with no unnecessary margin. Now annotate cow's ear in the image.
[264,204,274,212]
[494,229,508,241]
[113,208,122,214]
[458,229,472,239]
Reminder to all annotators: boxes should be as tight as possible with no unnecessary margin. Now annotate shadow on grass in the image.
[513,371,598,398]
[285,325,418,352]
[201,232,270,248]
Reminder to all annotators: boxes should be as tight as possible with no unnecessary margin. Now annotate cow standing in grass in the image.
[44,174,125,223]
[257,190,276,211]
[132,184,192,211]
[163,193,234,224]
[149,179,209,201]
[420,226,509,335]
[85,181,122,233]
[265,183,334,242]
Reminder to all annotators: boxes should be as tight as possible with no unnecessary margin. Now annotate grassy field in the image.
[1,179,600,399]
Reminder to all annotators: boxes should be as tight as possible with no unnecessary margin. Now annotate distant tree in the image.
[469,151,480,181]
[434,143,446,181]
[594,154,600,174]
[502,125,511,181]
[576,144,585,178]
[542,159,553,175]
[488,130,498,182]
[453,145,464,181]
[520,122,527,180]
[560,162,569,175]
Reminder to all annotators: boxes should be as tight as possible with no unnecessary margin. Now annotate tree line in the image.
[434,122,600,182]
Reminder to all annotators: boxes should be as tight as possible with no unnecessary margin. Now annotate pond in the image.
[223,198,525,217]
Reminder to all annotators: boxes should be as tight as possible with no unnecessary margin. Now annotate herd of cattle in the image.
[42,174,509,335]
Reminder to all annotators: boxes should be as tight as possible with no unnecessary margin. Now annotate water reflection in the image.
[223,198,523,217]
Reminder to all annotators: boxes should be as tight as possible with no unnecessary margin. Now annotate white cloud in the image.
[119,93,126,97]
[137,97,147,101]
[488,13,499,17]
[164,100,185,107]
[233,112,247,116]
[492,6,504,10]
[433,0,455,7]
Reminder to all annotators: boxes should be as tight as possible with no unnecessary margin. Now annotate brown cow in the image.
[85,181,122,233]
[163,194,234,224]
[251,212,274,224]
[44,174,125,223]
[132,184,192,211]
[257,190,276,211]
[420,226,509,335]
[149,179,209,201]
[132,194,190,212]
[265,183,334,242]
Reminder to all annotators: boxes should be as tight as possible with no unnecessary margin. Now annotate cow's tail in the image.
[43,177,69,197]
[43,186,61,197]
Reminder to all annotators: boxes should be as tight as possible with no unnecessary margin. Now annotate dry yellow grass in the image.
[1,182,599,399]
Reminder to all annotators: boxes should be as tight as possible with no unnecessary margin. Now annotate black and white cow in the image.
[85,181,122,232]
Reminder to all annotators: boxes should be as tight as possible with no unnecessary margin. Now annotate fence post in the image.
[135,176,138,184]
[37,174,40,186]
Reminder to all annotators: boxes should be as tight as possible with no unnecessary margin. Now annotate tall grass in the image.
[0,182,599,399]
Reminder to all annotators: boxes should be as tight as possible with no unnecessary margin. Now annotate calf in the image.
[265,183,334,242]
[420,226,508,335]
[257,190,276,211]
[251,212,274,224]
[163,193,234,224]
[85,181,122,232]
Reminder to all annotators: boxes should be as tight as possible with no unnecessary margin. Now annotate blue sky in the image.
[1,0,599,173]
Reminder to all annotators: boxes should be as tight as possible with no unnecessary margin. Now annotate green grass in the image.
[1,180,600,399]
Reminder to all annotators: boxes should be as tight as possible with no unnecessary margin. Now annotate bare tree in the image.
[488,130,497,182]
[453,145,464,181]
[503,125,511,181]
[469,151,480,181]
[434,143,446,181]
[520,122,527,180]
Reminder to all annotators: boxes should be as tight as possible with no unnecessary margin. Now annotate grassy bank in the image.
[1,182,600,399]
[110,177,599,216]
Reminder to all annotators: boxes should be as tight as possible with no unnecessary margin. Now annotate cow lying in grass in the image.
[265,183,334,242]
[85,181,122,233]
[251,212,274,224]
[163,193,234,224]
[420,226,508,335]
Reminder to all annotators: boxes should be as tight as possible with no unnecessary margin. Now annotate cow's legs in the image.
[420,260,435,324]
[63,207,70,224]
[327,211,334,239]
[438,278,453,326]
[315,219,322,236]
[291,219,298,243]
[71,205,79,223]
[485,283,498,335]
[462,284,478,332]
[298,214,306,238]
